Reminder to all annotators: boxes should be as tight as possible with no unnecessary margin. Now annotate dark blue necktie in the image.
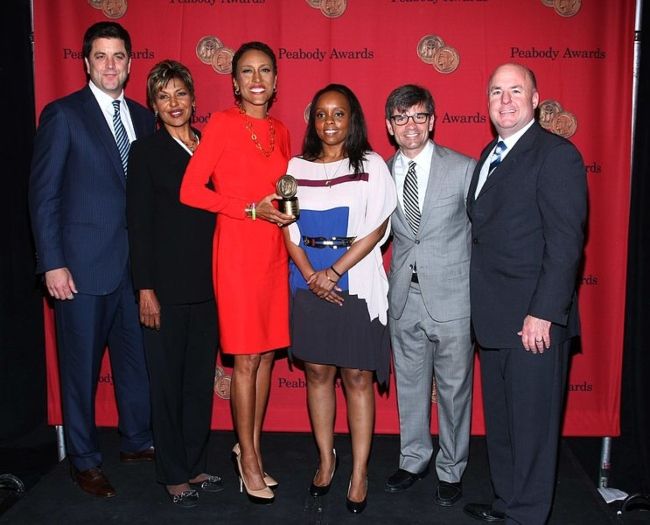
[112,100,130,177]
[488,140,507,175]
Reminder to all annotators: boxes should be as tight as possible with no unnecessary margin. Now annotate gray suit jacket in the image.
[388,141,476,322]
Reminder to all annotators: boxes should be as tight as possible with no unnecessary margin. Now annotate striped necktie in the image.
[112,100,130,177]
[488,140,507,175]
[403,160,421,234]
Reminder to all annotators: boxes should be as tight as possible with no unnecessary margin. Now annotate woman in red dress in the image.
[180,41,294,503]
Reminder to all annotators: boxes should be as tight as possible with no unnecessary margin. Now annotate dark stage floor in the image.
[0,430,617,525]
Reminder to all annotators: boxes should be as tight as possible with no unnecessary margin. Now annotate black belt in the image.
[411,272,419,283]
[302,236,356,249]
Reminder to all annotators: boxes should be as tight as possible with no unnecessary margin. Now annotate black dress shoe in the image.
[190,474,224,493]
[384,468,427,493]
[168,489,199,508]
[463,503,505,522]
[433,480,462,506]
[120,446,155,463]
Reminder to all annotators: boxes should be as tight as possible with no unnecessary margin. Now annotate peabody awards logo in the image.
[538,99,578,138]
[88,0,128,19]
[541,0,581,17]
[213,365,232,399]
[196,36,235,75]
[417,34,459,74]
[306,0,348,18]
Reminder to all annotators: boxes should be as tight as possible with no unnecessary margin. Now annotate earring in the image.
[154,110,159,119]
[234,87,240,95]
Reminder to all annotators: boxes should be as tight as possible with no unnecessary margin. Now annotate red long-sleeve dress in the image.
[180,107,290,354]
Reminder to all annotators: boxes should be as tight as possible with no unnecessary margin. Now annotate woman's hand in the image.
[307,269,344,306]
[139,289,161,330]
[255,193,296,226]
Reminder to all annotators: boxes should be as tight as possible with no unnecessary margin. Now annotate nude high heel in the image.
[232,443,278,489]
[231,444,274,503]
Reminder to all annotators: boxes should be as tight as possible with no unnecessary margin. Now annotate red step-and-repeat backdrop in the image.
[34,0,634,436]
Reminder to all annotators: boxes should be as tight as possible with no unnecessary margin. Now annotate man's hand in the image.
[138,289,161,330]
[45,267,77,300]
[518,315,551,353]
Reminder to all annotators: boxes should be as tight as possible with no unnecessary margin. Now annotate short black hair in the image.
[385,84,435,120]
[302,84,371,174]
[82,21,132,59]
[231,41,278,103]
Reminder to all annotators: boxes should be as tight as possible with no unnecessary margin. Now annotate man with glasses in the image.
[383,85,476,507]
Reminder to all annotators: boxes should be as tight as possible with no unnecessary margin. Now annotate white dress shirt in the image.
[394,140,434,213]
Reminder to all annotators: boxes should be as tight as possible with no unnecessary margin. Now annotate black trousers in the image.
[479,339,571,525]
[143,299,218,485]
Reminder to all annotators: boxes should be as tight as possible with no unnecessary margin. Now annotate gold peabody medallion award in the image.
[276,175,300,219]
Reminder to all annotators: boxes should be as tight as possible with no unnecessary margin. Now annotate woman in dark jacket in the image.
[126,60,220,508]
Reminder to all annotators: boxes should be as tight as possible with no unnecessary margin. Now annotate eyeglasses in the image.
[389,112,431,126]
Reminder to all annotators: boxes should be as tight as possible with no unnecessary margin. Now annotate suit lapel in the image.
[387,154,414,236]
[419,143,449,230]
[468,139,496,206]
[127,98,153,139]
[476,124,540,199]
[81,87,126,186]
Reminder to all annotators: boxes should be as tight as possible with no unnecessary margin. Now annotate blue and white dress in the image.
[287,152,397,384]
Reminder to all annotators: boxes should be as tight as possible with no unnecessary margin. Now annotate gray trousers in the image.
[389,283,474,482]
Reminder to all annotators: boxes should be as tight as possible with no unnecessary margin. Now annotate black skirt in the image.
[290,288,390,385]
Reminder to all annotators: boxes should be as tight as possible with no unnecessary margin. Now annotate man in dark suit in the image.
[463,63,587,524]
[29,22,155,498]
[383,85,475,507]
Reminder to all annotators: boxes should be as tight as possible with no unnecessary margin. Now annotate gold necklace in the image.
[239,105,275,157]
[180,133,199,152]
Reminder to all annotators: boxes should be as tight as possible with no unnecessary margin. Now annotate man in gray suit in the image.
[384,85,476,507]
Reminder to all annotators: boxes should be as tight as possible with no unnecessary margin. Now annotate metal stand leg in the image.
[55,425,66,462]
[598,436,611,488]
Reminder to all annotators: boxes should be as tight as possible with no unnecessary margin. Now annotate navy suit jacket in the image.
[30,85,154,295]
[466,122,587,349]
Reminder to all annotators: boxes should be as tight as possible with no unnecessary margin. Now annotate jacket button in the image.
[408,264,414,270]
[473,238,479,244]
[414,240,420,245]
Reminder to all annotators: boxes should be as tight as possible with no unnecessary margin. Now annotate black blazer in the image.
[466,122,587,349]
[127,127,215,304]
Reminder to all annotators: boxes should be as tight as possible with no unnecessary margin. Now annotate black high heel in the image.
[345,477,367,514]
[309,449,337,497]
